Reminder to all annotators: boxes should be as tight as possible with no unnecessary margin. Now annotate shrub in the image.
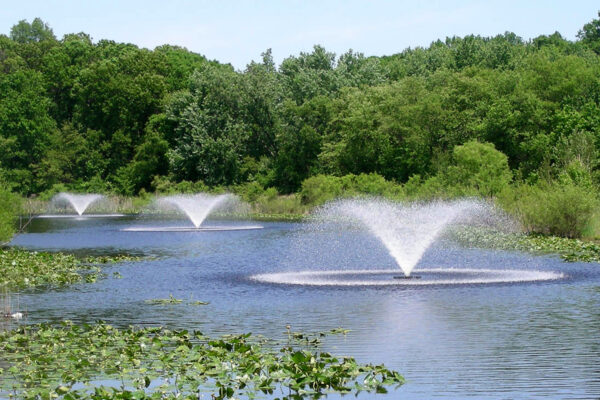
[445,141,512,197]
[37,183,69,201]
[151,176,209,194]
[300,173,403,206]
[498,181,598,238]
[300,175,343,205]
[340,173,404,199]
[233,181,267,203]
[0,186,21,243]
[254,192,307,215]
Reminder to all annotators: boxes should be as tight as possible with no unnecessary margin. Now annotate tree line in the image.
[1,14,600,200]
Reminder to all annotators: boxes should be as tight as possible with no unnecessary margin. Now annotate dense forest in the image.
[1,13,600,238]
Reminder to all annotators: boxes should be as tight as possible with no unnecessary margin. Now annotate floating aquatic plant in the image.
[451,227,600,262]
[145,296,210,306]
[0,321,404,399]
[144,294,183,305]
[0,249,142,290]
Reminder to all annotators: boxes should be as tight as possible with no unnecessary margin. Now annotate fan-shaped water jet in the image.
[121,193,263,232]
[319,198,494,277]
[54,193,103,215]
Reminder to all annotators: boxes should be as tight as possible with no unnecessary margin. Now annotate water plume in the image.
[53,193,104,216]
[319,198,502,277]
[156,193,234,228]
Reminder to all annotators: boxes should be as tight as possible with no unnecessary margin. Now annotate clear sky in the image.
[1,1,598,69]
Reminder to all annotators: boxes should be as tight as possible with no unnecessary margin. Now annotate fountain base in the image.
[36,214,126,218]
[121,225,263,232]
[250,268,564,286]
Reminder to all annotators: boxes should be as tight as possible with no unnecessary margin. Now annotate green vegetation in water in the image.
[145,295,210,306]
[189,300,209,306]
[246,212,305,221]
[0,321,404,399]
[0,249,142,290]
[452,228,600,263]
[83,254,145,265]
[144,295,183,305]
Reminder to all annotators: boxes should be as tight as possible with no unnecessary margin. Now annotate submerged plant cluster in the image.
[0,321,404,399]
[0,249,141,290]
[451,228,600,262]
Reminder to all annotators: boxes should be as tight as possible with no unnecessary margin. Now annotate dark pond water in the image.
[8,215,600,399]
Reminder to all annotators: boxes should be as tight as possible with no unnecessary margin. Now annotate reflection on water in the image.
[8,216,600,399]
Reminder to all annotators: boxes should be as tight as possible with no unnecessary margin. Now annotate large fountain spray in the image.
[251,197,563,286]
[323,198,486,277]
[54,193,104,216]
[157,193,233,228]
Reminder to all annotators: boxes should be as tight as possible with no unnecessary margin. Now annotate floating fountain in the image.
[55,193,103,216]
[328,198,484,277]
[122,193,263,232]
[159,194,232,228]
[251,198,564,286]
[36,193,125,218]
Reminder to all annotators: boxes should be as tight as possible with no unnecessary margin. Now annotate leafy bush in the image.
[339,173,404,199]
[0,186,20,243]
[151,176,210,194]
[232,181,267,203]
[37,183,69,201]
[254,189,307,215]
[300,175,343,205]
[404,174,464,200]
[444,141,512,197]
[300,173,403,205]
[498,181,598,238]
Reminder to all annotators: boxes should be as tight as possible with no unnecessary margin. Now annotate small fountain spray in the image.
[157,193,232,228]
[54,193,104,216]
[121,193,263,232]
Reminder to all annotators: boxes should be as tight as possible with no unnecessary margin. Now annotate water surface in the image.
[9,216,600,399]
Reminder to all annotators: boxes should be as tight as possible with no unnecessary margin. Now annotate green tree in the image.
[577,11,600,54]
[274,96,331,192]
[0,185,21,243]
[10,18,55,43]
[0,70,56,193]
[166,66,248,185]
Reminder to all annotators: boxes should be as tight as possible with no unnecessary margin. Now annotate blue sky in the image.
[1,1,598,69]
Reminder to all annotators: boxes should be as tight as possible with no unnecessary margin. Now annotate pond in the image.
[8,215,600,399]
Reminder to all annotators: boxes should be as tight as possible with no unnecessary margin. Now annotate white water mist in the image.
[53,193,104,216]
[156,194,233,228]
[321,198,493,277]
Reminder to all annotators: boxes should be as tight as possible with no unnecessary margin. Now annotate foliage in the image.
[451,227,600,262]
[577,11,600,54]
[300,173,403,206]
[144,294,183,305]
[2,14,600,238]
[0,249,140,290]
[0,186,21,243]
[0,321,404,399]
[497,181,599,238]
[9,18,55,43]
[444,141,512,197]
